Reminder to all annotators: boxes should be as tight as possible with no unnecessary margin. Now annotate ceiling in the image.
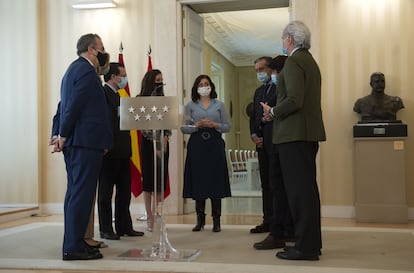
[186,0,290,67]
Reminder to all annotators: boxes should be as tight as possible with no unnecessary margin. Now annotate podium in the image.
[353,123,408,223]
[118,96,200,261]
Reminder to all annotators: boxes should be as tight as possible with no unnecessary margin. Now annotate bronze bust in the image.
[353,72,404,122]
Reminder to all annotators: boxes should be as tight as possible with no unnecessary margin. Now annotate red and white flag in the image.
[118,43,143,197]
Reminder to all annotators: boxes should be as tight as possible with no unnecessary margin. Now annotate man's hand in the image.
[49,136,62,153]
[251,135,263,148]
[260,102,273,120]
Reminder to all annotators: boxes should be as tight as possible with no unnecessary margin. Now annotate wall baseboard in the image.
[1,204,412,222]
[39,203,146,216]
[0,207,39,223]
[322,206,414,220]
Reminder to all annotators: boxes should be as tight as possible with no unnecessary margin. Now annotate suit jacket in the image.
[59,57,112,150]
[272,48,326,144]
[249,82,276,147]
[103,84,131,159]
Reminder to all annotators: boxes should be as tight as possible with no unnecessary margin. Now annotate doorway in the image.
[181,0,289,215]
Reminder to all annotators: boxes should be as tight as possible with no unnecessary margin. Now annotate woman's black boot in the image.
[192,200,206,232]
[212,199,221,232]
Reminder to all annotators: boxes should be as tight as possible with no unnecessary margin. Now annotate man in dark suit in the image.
[56,33,112,261]
[253,56,294,250]
[262,21,326,261]
[50,102,108,249]
[98,63,144,240]
[249,56,274,235]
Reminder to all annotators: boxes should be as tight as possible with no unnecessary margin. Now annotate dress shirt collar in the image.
[80,55,94,67]
[105,82,119,93]
[290,47,301,56]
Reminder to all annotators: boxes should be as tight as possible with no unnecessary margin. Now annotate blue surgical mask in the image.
[271,74,277,85]
[118,76,128,89]
[282,48,288,55]
[257,72,270,83]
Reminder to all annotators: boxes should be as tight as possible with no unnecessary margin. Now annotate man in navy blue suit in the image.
[56,33,112,260]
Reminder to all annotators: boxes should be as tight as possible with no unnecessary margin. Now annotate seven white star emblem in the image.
[126,101,174,125]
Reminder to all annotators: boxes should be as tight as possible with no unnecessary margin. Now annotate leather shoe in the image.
[276,249,319,261]
[250,223,269,233]
[253,234,285,250]
[84,244,100,254]
[85,240,108,249]
[100,231,120,240]
[284,245,322,256]
[118,230,144,237]
[63,250,103,261]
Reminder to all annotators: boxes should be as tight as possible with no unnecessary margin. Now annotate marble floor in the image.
[1,203,413,273]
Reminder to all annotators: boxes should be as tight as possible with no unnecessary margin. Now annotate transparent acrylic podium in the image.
[118,96,200,261]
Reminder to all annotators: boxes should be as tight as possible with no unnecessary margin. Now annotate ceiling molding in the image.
[185,0,289,13]
[202,8,289,66]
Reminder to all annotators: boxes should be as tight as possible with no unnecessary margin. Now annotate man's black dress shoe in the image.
[118,230,144,237]
[100,231,120,240]
[84,243,100,254]
[284,245,322,256]
[63,251,103,261]
[253,234,285,250]
[250,223,270,233]
[276,249,319,261]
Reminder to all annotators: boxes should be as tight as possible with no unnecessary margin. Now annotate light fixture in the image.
[71,0,116,9]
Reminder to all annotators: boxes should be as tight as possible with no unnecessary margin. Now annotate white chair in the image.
[228,149,247,184]
[234,150,247,172]
[247,150,252,159]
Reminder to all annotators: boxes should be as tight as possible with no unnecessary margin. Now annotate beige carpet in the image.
[0,222,413,273]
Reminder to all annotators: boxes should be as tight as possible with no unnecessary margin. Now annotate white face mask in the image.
[197,86,211,97]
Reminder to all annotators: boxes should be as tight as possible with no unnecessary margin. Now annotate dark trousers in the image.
[63,146,102,253]
[257,147,273,225]
[98,158,132,234]
[277,141,322,254]
[268,147,293,237]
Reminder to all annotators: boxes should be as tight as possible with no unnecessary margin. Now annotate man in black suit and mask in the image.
[98,62,144,240]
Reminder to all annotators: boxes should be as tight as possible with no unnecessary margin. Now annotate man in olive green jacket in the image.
[262,21,326,261]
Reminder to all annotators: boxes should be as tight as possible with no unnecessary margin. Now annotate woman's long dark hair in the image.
[138,69,162,96]
[191,74,217,102]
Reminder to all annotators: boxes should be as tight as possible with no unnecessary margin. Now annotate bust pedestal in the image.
[353,134,408,223]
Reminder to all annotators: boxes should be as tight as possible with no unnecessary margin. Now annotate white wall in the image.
[0,0,39,206]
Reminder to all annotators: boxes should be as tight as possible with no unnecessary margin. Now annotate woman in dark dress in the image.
[138,69,170,231]
[181,74,231,232]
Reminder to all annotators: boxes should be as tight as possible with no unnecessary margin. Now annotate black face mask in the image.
[152,82,164,96]
[97,51,108,66]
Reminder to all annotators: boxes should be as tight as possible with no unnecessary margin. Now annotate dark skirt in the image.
[140,137,169,192]
[183,128,231,199]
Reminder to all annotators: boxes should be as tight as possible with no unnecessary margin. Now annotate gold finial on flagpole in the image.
[119,42,123,53]
[147,44,151,56]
